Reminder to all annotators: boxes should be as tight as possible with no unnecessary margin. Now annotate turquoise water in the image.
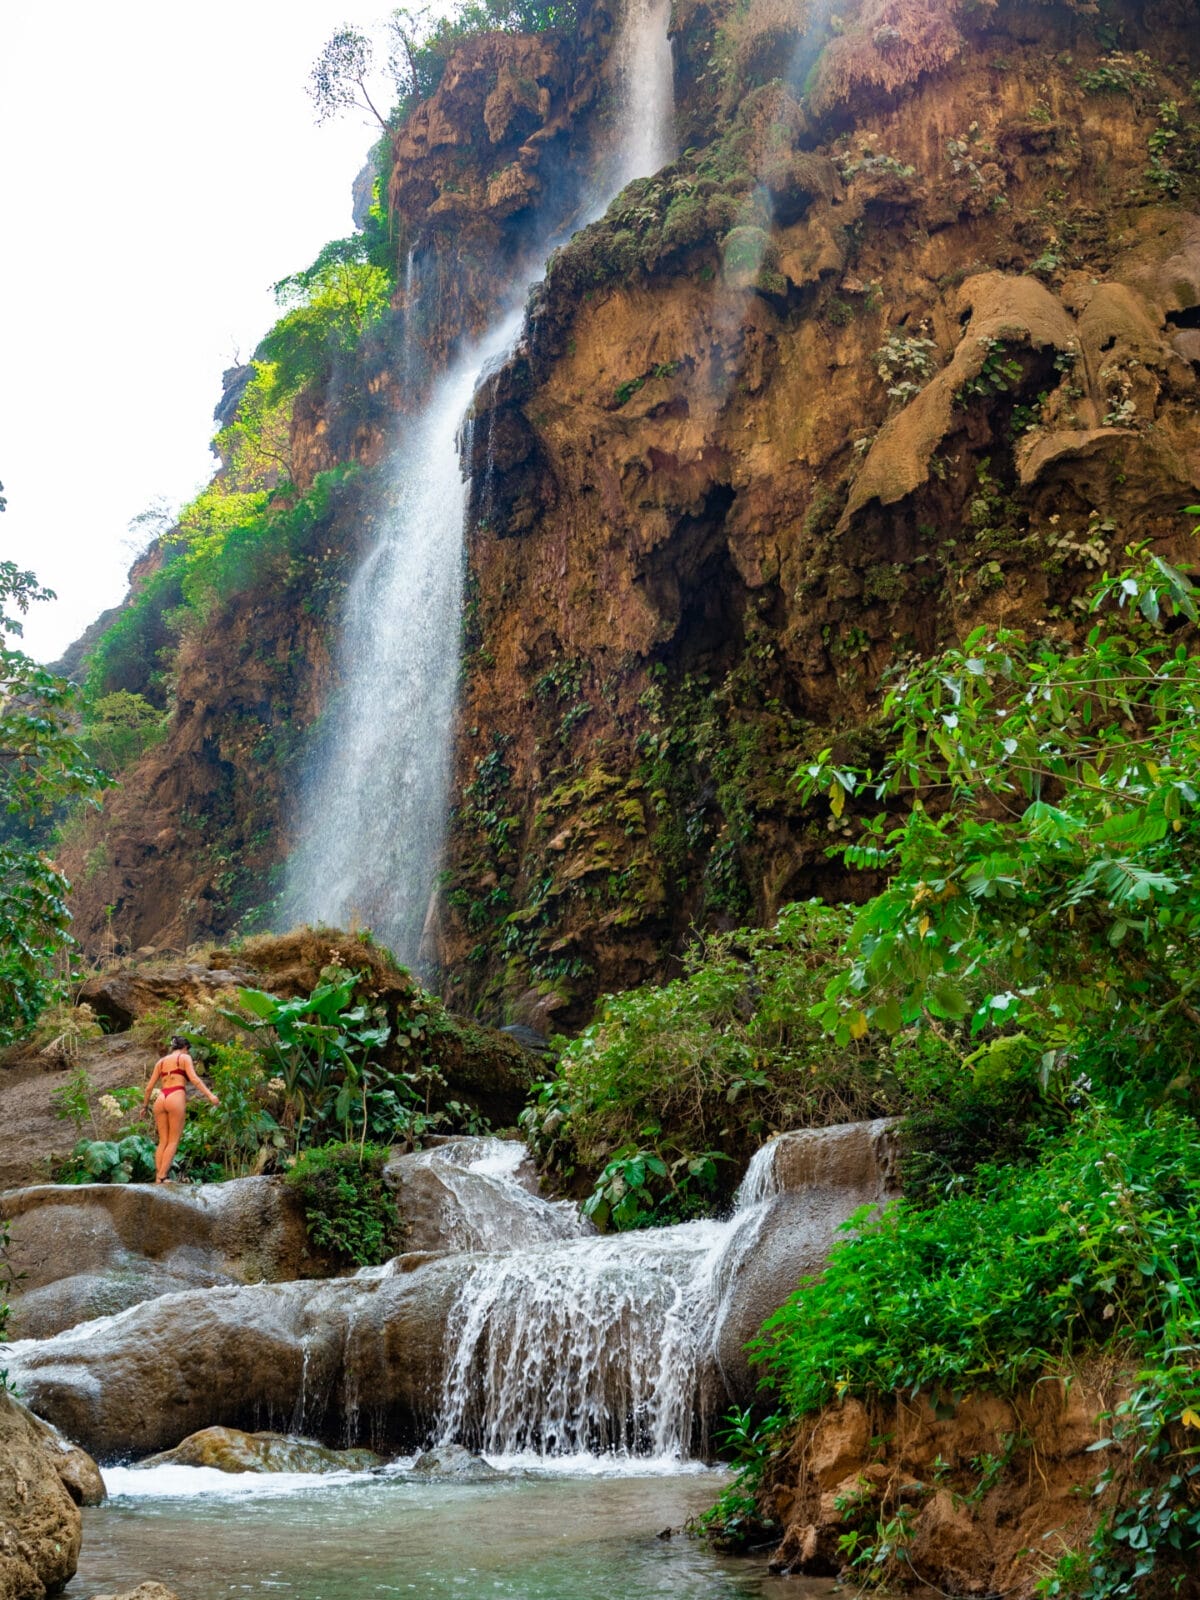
[68,1465,829,1600]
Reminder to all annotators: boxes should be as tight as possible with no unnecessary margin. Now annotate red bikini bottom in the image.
[159,1085,186,1100]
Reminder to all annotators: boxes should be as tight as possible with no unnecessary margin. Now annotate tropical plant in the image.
[794,526,1200,1096]
[222,970,391,1148]
[0,562,101,1042]
[56,1133,157,1185]
[522,900,959,1225]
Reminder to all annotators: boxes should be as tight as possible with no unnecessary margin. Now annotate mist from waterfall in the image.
[285,0,676,960]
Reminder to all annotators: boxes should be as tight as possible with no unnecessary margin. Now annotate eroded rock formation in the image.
[52,0,1200,1034]
[6,1123,896,1463]
[0,1390,85,1600]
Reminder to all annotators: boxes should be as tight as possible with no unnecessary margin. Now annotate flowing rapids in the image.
[434,1144,779,1458]
[286,0,677,961]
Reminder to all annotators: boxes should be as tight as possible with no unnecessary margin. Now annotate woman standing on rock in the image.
[142,1035,219,1183]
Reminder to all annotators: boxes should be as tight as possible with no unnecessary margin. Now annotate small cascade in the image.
[4,1123,896,1464]
[432,1150,792,1461]
[436,1219,731,1458]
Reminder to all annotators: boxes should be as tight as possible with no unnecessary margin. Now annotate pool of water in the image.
[68,1462,830,1600]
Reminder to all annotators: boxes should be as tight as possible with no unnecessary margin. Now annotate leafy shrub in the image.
[285,1141,404,1266]
[174,1040,284,1179]
[258,239,391,398]
[523,901,959,1225]
[1,563,101,1042]
[757,1111,1200,1593]
[794,530,1200,1097]
[56,1134,157,1184]
[757,1111,1200,1412]
[899,1074,1065,1207]
[83,559,184,702]
[80,691,168,777]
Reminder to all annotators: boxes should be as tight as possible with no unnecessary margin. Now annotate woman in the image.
[142,1035,220,1183]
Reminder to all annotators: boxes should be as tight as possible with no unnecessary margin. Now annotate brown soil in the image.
[759,1374,1200,1598]
[0,1036,155,1194]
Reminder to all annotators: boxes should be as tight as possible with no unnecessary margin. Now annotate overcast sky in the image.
[0,2,398,663]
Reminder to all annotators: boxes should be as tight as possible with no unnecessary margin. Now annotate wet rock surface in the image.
[89,1586,181,1600]
[7,1124,900,1464]
[384,1137,588,1253]
[408,1444,500,1481]
[713,1119,900,1403]
[1,1175,329,1340]
[140,1426,380,1474]
[6,1262,464,1461]
[0,1388,82,1600]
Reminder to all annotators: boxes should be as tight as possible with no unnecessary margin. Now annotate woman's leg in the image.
[157,1094,187,1181]
[152,1095,171,1182]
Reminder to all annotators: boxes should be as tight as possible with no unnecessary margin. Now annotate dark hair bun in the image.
[169,1035,189,1051]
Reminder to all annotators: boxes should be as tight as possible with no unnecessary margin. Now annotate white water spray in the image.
[433,1150,782,1461]
[286,0,677,958]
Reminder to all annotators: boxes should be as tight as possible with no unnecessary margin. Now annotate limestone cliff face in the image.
[62,0,1200,1025]
[440,0,1200,1024]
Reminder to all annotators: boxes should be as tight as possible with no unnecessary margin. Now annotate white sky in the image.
[0,2,398,663]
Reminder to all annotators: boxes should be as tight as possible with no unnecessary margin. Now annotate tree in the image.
[796,521,1200,1090]
[0,558,101,1044]
[308,25,394,130]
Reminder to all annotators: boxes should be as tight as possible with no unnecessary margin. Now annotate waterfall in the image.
[433,1156,783,1462]
[284,311,521,955]
[607,0,676,191]
[285,0,676,961]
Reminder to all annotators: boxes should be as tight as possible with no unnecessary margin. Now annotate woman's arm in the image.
[182,1054,220,1107]
[141,1060,163,1112]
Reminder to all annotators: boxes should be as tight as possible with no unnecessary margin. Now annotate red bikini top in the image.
[160,1049,188,1087]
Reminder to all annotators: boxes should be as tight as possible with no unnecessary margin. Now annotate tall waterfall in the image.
[286,0,676,960]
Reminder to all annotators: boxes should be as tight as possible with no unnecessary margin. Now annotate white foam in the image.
[101,1463,377,1500]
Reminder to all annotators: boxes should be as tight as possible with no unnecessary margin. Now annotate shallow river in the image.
[69,1461,834,1600]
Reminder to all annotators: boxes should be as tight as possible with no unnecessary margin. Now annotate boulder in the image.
[384,1137,587,1253]
[408,1443,499,1480]
[91,1587,181,1600]
[712,1120,901,1404]
[77,965,246,1032]
[1,1176,329,1340]
[140,1426,379,1474]
[6,1262,464,1461]
[0,1388,81,1600]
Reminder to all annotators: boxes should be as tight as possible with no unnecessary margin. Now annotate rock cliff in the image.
[57,0,1200,1030]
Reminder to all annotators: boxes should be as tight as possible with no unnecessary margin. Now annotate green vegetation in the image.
[694,529,1200,1589]
[522,901,958,1227]
[793,532,1200,1073]
[85,467,356,702]
[0,562,100,1044]
[873,328,940,408]
[285,1141,403,1267]
[80,691,168,778]
[48,942,499,1196]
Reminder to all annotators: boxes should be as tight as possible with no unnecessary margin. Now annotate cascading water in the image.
[434,1144,780,1461]
[286,0,676,961]
[284,311,521,955]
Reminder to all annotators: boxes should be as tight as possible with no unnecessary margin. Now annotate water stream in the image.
[67,1467,835,1600]
[286,0,676,962]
